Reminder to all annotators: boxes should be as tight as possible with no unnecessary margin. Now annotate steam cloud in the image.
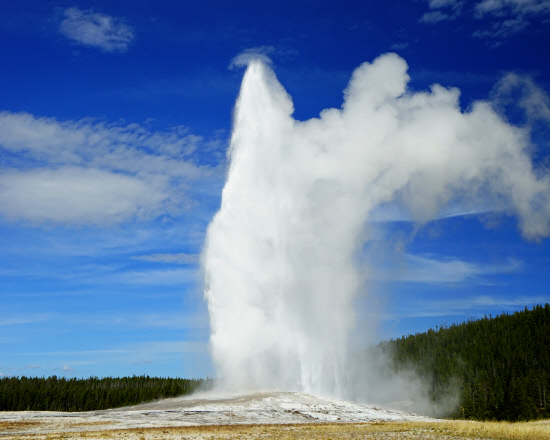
[203,54,550,402]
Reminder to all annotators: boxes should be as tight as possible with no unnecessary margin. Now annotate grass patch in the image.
[0,420,41,430]
[4,420,550,439]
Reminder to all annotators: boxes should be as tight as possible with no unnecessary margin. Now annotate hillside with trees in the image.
[379,304,550,421]
[0,375,210,411]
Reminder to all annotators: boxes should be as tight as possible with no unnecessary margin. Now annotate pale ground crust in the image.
[1,392,549,439]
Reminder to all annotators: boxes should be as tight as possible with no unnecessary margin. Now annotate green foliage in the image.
[0,375,212,412]
[379,304,550,421]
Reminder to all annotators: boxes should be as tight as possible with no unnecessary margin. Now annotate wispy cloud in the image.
[374,253,522,284]
[0,315,52,326]
[132,359,153,365]
[390,42,409,51]
[70,311,209,330]
[472,16,529,40]
[0,111,222,226]
[419,0,465,23]
[385,294,550,320]
[20,364,42,371]
[18,341,207,358]
[419,10,454,24]
[475,0,550,16]
[132,253,199,264]
[59,7,135,53]
[110,268,200,286]
[18,340,210,376]
[474,0,550,40]
[491,72,550,124]
[420,0,550,41]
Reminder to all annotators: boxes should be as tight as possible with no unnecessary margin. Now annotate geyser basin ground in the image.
[3,394,550,440]
[0,391,433,435]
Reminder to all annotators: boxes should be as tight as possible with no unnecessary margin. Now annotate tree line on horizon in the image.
[378,303,550,421]
[0,375,210,412]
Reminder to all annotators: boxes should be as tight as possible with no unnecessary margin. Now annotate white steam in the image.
[203,54,550,401]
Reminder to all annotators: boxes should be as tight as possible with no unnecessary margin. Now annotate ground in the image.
[1,392,548,439]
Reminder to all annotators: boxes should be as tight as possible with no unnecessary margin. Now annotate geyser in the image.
[203,54,550,399]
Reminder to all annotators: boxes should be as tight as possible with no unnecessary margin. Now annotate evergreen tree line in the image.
[0,375,211,411]
[377,303,550,421]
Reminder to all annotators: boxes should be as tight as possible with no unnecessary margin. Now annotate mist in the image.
[202,54,550,411]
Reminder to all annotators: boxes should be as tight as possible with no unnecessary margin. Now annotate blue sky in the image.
[1,0,550,380]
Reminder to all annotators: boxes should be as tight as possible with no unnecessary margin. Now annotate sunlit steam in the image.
[202,54,550,401]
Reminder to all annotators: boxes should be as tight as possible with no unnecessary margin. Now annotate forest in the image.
[0,375,210,411]
[379,303,550,421]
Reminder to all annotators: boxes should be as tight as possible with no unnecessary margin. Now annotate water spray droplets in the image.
[203,54,550,399]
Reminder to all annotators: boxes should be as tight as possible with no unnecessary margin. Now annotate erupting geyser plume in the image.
[203,54,550,399]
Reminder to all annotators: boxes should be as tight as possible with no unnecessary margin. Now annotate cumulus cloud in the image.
[0,111,221,226]
[59,7,134,52]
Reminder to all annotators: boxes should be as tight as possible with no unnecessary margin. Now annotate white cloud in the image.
[492,72,550,123]
[390,42,410,51]
[25,348,130,356]
[0,111,222,226]
[419,10,452,23]
[0,111,203,165]
[26,341,210,375]
[113,268,200,285]
[131,340,208,355]
[420,0,464,22]
[421,0,550,39]
[374,253,522,284]
[70,311,208,330]
[20,364,41,371]
[0,167,166,226]
[0,314,52,326]
[132,359,153,365]
[474,2,549,39]
[132,252,199,264]
[59,7,134,52]
[386,294,550,319]
[473,16,529,40]
[20,341,207,358]
[476,0,550,16]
